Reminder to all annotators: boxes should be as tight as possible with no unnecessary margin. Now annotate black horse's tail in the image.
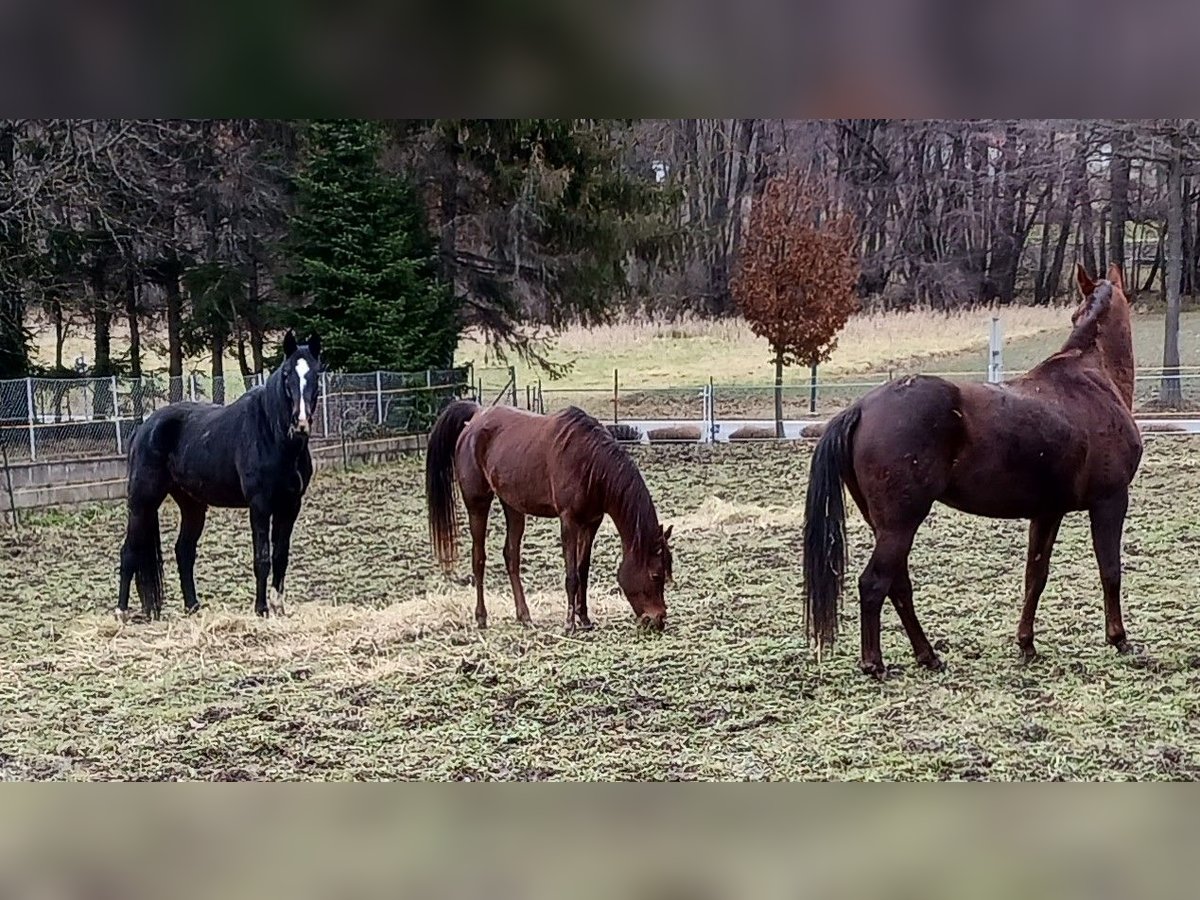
[129,505,166,619]
[426,399,481,572]
[803,403,862,656]
[122,413,178,619]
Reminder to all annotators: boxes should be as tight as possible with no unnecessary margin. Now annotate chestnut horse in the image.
[425,401,673,632]
[803,263,1143,677]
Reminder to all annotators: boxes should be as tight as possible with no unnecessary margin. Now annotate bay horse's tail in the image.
[426,399,481,572]
[803,403,862,655]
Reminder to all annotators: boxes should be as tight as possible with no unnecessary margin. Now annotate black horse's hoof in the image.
[1113,638,1136,655]
[860,661,887,680]
[917,653,945,673]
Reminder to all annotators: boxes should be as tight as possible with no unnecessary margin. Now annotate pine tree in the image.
[282,120,458,372]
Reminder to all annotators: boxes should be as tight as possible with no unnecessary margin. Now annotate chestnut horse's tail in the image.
[803,402,862,655]
[426,399,480,572]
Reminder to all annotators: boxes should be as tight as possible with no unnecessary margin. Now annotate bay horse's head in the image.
[281,329,322,437]
[618,523,673,632]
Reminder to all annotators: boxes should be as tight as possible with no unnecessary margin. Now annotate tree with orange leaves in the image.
[731,175,860,437]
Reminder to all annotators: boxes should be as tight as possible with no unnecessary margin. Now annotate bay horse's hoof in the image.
[1019,644,1038,664]
[475,617,488,630]
[1113,637,1135,655]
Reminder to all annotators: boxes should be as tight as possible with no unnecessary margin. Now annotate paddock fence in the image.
[4,350,1200,465]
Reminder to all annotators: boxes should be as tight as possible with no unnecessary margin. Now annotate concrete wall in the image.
[1,434,427,522]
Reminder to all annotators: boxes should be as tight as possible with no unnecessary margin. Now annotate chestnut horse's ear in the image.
[1076,262,1095,297]
[1107,263,1125,292]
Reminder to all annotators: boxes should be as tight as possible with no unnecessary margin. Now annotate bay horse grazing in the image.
[117,330,323,621]
[425,401,673,632]
[803,263,1143,677]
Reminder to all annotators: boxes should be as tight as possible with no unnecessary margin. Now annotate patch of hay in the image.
[647,425,702,442]
[671,496,801,534]
[728,426,779,441]
[800,422,827,439]
[606,423,643,442]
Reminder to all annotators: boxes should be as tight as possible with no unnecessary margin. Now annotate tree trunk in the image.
[773,346,784,439]
[1109,126,1130,271]
[1161,129,1183,407]
[211,333,226,405]
[51,296,65,371]
[164,266,184,402]
[124,267,141,378]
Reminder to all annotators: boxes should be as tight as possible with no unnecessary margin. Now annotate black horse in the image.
[117,330,322,621]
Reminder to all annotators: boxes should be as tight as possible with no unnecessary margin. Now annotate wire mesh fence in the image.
[1,366,474,462]
[4,359,1200,463]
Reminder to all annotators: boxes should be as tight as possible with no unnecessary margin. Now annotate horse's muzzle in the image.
[638,612,666,633]
[295,417,310,436]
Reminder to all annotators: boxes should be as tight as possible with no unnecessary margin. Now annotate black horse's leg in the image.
[466,498,492,629]
[857,527,916,678]
[560,518,581,634]
[888,564,943,672]
[270,497,301,617]
[573,519,602,631]
[250,500,273,617]
[500,501,532,625]
[1090,489,1134,654]
[173,494,208,615]
[1016,513,1063,661]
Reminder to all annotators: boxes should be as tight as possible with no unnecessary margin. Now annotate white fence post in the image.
[111,375,122,455]
[988,316,1003,383]
[321,371,330,437]
[25,377,35,460]
[376,371,383,424]
[189,373,196,402]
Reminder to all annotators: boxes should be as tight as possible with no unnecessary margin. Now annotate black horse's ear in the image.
[307,333,321,358]
[283,329,298,358]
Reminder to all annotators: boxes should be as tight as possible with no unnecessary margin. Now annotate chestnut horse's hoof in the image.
[860,661,887,680]
[917,653,945,673]
[1113,637,1135,655]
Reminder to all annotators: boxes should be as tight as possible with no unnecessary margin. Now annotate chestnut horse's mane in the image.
[555,406,660,554]
[1059,280,1114,355]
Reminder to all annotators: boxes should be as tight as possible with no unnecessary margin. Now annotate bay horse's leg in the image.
[173,494,208,615]
[249,500,272,617]
[888,565,943,672]
[500,501,532,625]
[466,498,493,629]
[559,518,581,633]
[857,527,917,679]
[269,496,301,617]
[1016,514,1063,661]
[1089,489,1134,654]
[573,519,602,631]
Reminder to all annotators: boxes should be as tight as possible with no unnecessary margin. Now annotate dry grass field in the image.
[4,437,1200,781]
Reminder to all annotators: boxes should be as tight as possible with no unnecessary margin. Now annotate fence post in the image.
[320,372,330,437]
[988,316,1003,383]
[25,376,35,461]
[376,371,383,424]
[509,366,517,406]
[613,368,619,423]
[809,363,818,414]
[111,375,122,455]
[189,373,197,402]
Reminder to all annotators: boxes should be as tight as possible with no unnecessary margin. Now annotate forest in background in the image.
[0,118,1195,391]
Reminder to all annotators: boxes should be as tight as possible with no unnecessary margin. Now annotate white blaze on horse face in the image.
[295,358,310,431]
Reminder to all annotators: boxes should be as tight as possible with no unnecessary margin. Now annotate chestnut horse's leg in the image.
[573,519,602,631]
[888,566,943,672]
[500,501,532,626]
[1016,513,1063,661]
[466,499,493,629]
[1089,489,1134,654]
[857,527,917,678]
[559,518,581,633]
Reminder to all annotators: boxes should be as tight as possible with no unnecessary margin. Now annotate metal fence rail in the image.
[4,355,1200,461]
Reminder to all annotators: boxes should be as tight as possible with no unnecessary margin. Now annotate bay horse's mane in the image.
[555,406,659,554]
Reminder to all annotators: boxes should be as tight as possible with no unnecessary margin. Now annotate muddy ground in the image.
[2,439,1200,780]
